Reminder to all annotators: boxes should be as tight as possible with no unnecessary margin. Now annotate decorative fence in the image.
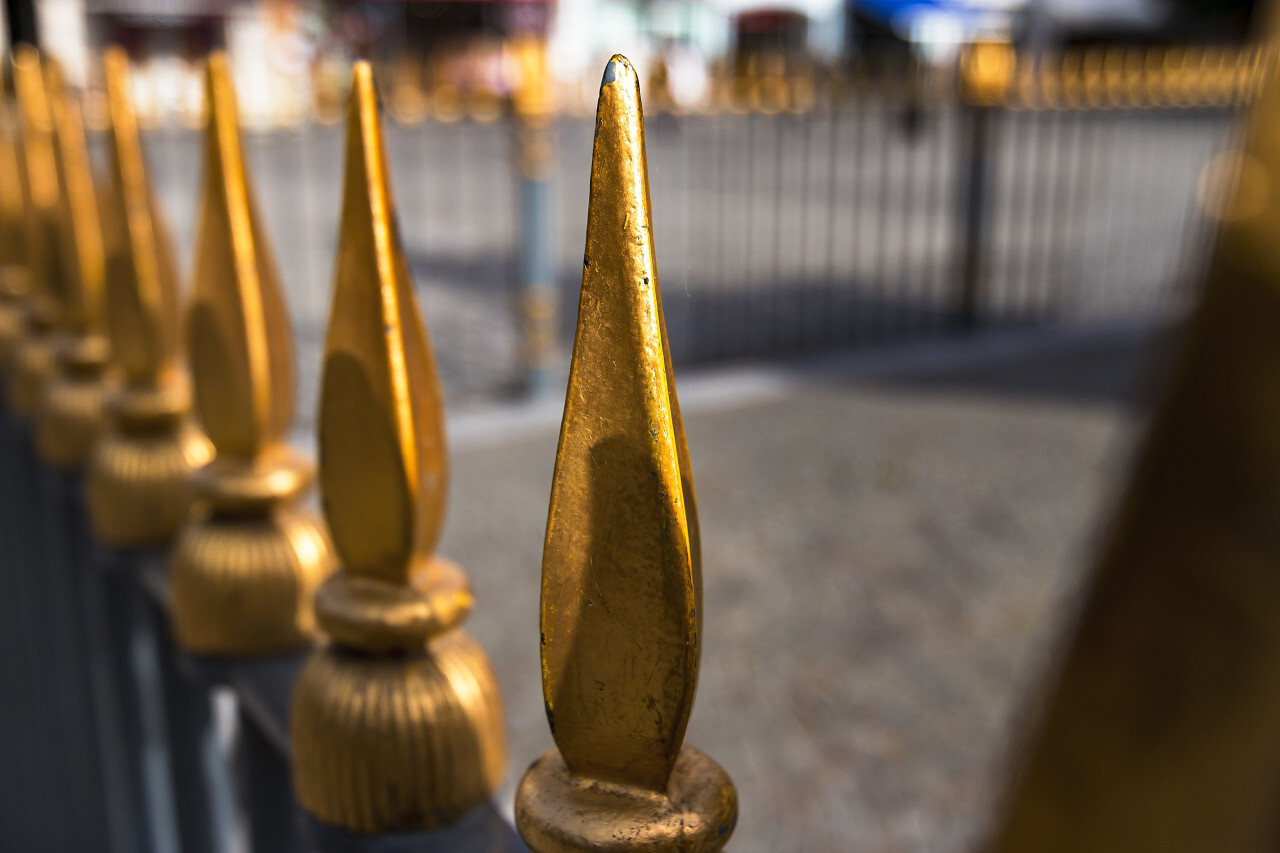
[116,44,1253,414]
[2,22,1280,853]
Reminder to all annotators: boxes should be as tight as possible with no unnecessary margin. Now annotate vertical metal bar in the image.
[145,591,238,853]
[46,469,136,853]
[93,548,177,853]
[957,102,993,328]
[236,703,302,853]
[8,421,71,850]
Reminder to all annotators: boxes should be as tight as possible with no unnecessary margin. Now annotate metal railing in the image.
[2,23,1280,853]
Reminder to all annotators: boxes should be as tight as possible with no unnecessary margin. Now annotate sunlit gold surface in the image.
[514,56,736,853]
[983,19,1280,853]
[87,47,212,547]
[37,59,113,470]
[8,47,62,417]
[169,53,333,655]
[0,73,33,370]
[291,62,504,833]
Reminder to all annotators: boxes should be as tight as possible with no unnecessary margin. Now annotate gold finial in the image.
[0,66,35,371]
[35,57,114,470]
[515,56,737,853]
[986,11,1280,851]
[101,45,181,388]
[960,40,1015,106]
[86,46,212,547]
[8,46,63,417]
[168,52,334,656]
[290,62,505,833]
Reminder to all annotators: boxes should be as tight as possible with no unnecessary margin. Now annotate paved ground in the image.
[432,319,1175,852]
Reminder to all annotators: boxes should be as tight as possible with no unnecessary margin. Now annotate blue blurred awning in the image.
[850,0,1009,41]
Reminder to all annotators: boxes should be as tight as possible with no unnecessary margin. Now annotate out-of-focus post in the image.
[290,63,517,851]
[956,40,1014,328]
[89,46,226,853]
[513,34,559,395]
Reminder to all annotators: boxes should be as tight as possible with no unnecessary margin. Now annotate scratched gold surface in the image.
[985,18,1280,853]
[516,56,735,853]
[317,61,447,586]
[539,54,700,793]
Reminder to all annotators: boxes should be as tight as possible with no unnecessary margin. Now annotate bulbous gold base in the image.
[515,745,738,853]
[37,364,110,470]
[169,507,334,655]
[88,418,214,548]
[8,332,57,417]
[291,628,507,834]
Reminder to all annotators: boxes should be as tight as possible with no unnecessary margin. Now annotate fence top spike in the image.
[317,60,448,588]
[189,51,294,460]
[45,57,105,336]
[102,45,181,388]
[541,53,701,793]
[0,72,28,279]
[12,45,57,216]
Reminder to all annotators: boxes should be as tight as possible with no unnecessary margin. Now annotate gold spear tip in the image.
[317,60,449,590]
[188,49,295,460]
[541,48,701,793]
[101,44,182,387]
[516,54,735,852]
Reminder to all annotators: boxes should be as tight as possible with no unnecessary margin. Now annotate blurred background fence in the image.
[26,1,1258,417]
[131,60,1241,421]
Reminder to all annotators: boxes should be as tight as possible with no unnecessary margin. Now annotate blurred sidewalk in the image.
[437,317,1174,853]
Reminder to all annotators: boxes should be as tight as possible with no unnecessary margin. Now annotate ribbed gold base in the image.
[87,421,213,548]
[516,745,738,853]
[291,628,506,834]
[37,372,108,470]
[169,508,333,655]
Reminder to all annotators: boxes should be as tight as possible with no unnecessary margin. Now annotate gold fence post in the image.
[8,46,62,420]
[290,61,506,834]
[87,47,213,548]
[168,52,334,656]
[37,58,111,470]
[982,14,1280,853]
[0,67,33,373]
[514,55,738,853]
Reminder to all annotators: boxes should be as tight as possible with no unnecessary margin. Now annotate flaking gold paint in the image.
[515,55,735,853]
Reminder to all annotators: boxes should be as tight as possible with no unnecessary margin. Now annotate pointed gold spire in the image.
[316,60,447,584]
[100,45,181,389]
[515,56,736,853]
[188,51,293,458]
[168,52,333,656]
[86,46,212,547]
[984,15,1280,852]
[0,65,35,371]
[8,46,63,417]
[35,57,114,470]
[291,62,504,833]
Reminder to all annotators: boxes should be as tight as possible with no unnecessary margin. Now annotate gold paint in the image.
[8,47,63,417]
[87,47,213,547]
[168,53,334,656]
[985,10,1280,852]
[290,62,504,833]
[0,66,35,371]
[514,56,737,853]
[36,58,114,470]
[960,40,1015,107]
